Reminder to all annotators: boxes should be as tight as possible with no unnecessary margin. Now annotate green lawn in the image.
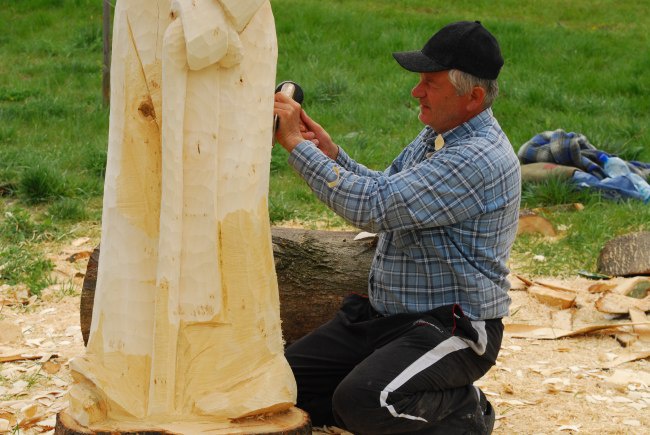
[1,0,649,292]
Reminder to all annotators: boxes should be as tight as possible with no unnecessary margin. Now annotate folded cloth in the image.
[518,129,650,180]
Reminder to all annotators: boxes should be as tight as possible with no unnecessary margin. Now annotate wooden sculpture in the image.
[57,0,307,433]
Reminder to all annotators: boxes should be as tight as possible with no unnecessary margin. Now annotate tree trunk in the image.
[272,227,375,343]
[81,228,376,347]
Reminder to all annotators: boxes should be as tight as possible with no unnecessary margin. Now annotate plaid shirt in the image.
[288,108,521,320]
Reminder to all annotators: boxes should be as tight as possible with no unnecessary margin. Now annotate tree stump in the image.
[55,407,311,434]
[597,231,650,276]
[80,227,376,347]
[517,209,556,237]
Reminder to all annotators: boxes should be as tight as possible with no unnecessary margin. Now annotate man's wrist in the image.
[281,135,307,153]
[329,144,340,160]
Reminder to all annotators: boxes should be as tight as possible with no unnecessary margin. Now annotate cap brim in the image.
[392,50,448,73]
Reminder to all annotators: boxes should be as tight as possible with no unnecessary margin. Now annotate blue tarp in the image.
[519,130,650,202]
[572,171,648,202]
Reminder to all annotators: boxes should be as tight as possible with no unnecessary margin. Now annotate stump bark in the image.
[81,227,376,346]
[597,231,650,276]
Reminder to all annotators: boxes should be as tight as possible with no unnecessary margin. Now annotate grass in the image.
[0,207,55,295]
[0,0,649,292]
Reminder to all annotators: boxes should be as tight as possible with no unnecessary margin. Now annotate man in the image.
[273,20,521,434]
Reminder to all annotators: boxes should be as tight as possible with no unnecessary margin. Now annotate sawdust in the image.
[1,239,648,434]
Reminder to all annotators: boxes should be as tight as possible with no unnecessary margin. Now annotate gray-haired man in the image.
[274,20,520,434]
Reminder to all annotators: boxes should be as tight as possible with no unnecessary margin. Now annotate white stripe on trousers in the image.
[379,320,488,422]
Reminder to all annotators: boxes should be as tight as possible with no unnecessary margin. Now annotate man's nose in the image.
[412,83,424,98]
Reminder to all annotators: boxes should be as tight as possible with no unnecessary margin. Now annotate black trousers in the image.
[285,294,503,434]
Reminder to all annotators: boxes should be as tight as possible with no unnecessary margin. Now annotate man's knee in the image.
[332,376,398,434]
[332,376,372,432]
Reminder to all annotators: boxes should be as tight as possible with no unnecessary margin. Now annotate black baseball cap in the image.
[392,21,504,80]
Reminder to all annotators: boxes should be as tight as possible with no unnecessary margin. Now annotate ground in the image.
[0,237,648,434]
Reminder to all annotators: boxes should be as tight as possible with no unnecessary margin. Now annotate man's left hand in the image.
[273,92,304,152]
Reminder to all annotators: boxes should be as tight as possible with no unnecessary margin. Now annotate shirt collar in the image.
[424,108,494,148]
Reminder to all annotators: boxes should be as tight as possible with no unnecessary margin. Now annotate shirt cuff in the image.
[287,140,319,173]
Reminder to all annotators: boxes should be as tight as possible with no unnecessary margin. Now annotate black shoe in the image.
[476,387,495,434]
[482,400,495,434]
[426,386,495,435]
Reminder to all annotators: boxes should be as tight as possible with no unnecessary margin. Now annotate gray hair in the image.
[448,69,499,109]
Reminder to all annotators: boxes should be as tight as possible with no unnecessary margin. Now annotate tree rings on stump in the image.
[55,407,311,434]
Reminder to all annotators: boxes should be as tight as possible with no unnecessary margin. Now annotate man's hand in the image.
[273,92,305,153]
[300,111,339,160]
[273,93,340,160]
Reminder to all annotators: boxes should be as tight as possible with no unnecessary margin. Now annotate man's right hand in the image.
[300,111,339,160]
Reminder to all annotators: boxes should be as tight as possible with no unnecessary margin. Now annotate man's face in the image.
[411,70,471,133]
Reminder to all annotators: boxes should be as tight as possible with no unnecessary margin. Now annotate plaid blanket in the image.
[518,129,650,180]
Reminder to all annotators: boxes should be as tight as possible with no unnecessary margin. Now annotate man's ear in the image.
[467,86,486,111]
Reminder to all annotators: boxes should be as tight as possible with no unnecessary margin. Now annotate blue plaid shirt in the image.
[288,108,521,320]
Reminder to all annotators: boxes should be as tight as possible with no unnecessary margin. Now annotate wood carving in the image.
[63,1,306,432]
[80,229,377,348]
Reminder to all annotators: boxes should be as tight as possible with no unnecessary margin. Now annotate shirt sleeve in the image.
[334,145,408,178]
[288,140,487,232]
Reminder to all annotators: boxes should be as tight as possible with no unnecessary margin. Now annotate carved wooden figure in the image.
[59,0,307,433]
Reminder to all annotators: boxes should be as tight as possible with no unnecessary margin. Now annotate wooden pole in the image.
[102,0,111,106]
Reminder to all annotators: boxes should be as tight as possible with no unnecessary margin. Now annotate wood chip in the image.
[494,398,538,406]
[612,276,650,296]
[20,403,38,419]
[515,274,534,287]
[71,237,91,247]
[0,354,43,363]
[588,282,616,293]
[505,322,648,339]
[551,309,574,331]
[558,424,582,431]
[508,275,528,291]
[606,369,650,386]
[0,418,11,432]
[528,284,576,309]
[595,291,650,314]
[66,250,92,262]
[42,360,61,374]
[614,332,638,347]
[623,419,641,427]
[533,279,579,293]
[36,415,57,428]
[604,350,650,368]
[353,231,377,241]
[0,284,30,306]
[629,307,650,341]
